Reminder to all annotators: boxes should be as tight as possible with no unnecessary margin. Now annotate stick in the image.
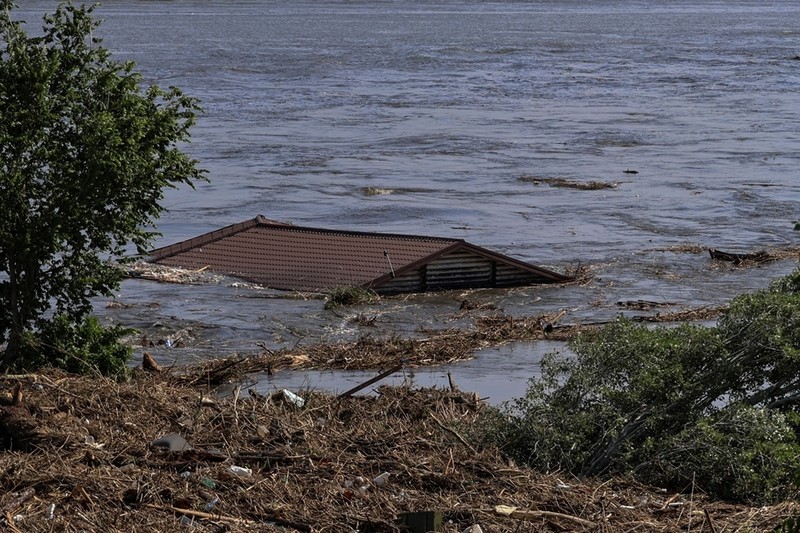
[0,374,39,380]
[495,505,595,528]
[147,504,256,525]
[337,364,403,399]
[149,504,312,532]
[430,413,478,455]
[704,509,718,533]
[447,372,458,391]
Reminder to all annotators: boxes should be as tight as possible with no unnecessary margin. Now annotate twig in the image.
[147,504,256,525]
[600,496,608,533]
[430,412,478,455]
[495,505,596,528]
[337,364,403,399]
[704,509,718,533]
[687,472,696,533]
[447,371,458,391]
[0,374,39,381]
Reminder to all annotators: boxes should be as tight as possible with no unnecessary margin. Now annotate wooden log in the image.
[708,248,771,264]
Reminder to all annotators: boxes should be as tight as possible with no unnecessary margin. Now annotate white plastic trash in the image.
[281,389,305,408]
[228,465,252,477]
[373,472,390,486]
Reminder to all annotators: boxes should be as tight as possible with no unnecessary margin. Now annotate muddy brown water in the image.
[17,0,799,403]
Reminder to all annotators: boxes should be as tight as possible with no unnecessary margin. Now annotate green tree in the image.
[0,1,204,370]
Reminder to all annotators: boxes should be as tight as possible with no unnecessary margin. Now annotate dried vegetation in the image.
[1,372,796,532]
[180,301,727,384]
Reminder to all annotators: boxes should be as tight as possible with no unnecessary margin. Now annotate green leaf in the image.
[0,2,205,372]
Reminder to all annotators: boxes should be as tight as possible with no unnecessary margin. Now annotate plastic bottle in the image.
[204,496,220,512]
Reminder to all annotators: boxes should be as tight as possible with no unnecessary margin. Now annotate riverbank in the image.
[1,370,796,532]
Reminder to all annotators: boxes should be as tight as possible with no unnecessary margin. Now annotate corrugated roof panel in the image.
[150,215,572,292]
[154,222,457,291]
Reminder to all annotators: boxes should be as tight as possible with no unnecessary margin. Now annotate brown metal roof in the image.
[149,215,571,293]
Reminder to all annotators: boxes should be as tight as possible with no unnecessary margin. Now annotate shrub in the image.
[640,404,800,503]
[324,286,379,310]
[476,268,800,503]
[15,315,133,378]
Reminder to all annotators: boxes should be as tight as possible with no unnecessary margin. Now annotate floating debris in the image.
[709,248,775,265]
[361,186,394,196]
[616,300,677,310]
[631,305,726,323]
[171,301,723,382]
[519,176,619,190]
[648,243,707,254]
[125,262,229,285]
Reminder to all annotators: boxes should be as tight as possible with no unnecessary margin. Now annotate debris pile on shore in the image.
[1,371,796,532]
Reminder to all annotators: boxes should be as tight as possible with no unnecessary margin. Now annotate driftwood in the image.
[0,383,23,407]
[519,176,618,190]
[708,248,772,264]
[147,504,258,526]
[617,300,676,310]
[142,352,163,373]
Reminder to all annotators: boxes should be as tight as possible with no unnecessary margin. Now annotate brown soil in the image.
[1,371,796,532]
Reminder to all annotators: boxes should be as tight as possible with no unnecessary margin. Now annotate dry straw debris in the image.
[1,371,797,532]
[177,304,726,384]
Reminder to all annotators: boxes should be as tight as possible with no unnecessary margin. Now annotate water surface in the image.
[16,0,800,400]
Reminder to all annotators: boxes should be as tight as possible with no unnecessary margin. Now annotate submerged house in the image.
[149,215,571,294]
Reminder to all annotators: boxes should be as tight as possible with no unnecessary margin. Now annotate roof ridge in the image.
[254,216,464,243]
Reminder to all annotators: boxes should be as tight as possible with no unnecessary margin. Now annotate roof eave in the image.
[365,242,572,290]
[457,242,573,283]
[149,216,264,261]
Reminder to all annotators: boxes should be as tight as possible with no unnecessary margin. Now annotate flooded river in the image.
[18,0,800,402]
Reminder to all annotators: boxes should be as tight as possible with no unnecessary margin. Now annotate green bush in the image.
[324,286,379,310]
[476,268,800,503]
[478,320,731,475]
[640,404,800,503]
[15,315,133,378]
